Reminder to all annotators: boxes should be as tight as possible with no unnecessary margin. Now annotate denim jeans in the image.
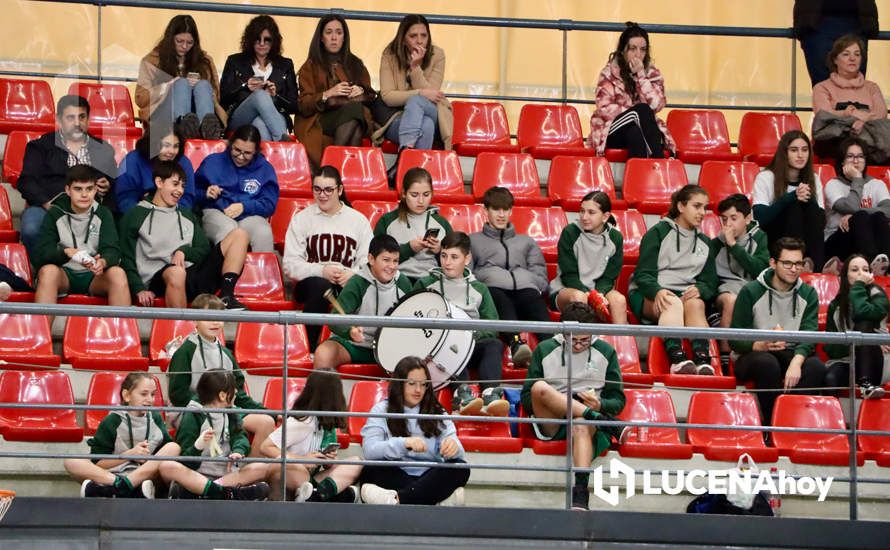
[228,89,288,141]
[21,205,47,257]
[169,78,215,120]
[384,94,438,149]
[799,16,869,88]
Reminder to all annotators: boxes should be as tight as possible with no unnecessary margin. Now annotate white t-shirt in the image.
[752,169,824,209]
[823,176,890,238]
[267,416,323,456]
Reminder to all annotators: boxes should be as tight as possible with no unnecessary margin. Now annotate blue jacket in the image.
[194,151,279,220]
[115,151,196,213]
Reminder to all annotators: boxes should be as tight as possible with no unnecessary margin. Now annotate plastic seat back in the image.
[68,82,136,128]
[395,148,467,201]
[0,314,60,368]
[148,319,197,369]
[547,155,621,211]
[321,146,394,200]
[666,109,737,162]
[3,130,42,186]
[609,209,646,263]
[63,317,148,371]
[103,134,138,165]
[451,101,518,156]
[700,211,722,239]
[622,158,689,214]
[262,377,307,411]
[261,141,312,197]
[183,139,226,171]
[799,273,840,329]
[599,334,653,386]
[471,152,546,205]
[616,389,693,458]
[347,380,389,442]
[352,200,397,228]
[738,112,803,164]
[857,399,890,459]
[85,373,165,435]
[234,323,312,375]
[235,252,290,310]
[813,164,837,186]
[510,206,568,261]
[438,203,487,234]
[0,78,55,133]
[647,337,735,389]
[698,161,759,209]
[0,370,83,442]
[0,186,18,241]
[772,395,851,465]
[517,104,586,150]
[270,197,314,253]
[687,392,778,461]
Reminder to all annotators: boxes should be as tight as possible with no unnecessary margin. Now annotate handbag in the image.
[369,95,401,126]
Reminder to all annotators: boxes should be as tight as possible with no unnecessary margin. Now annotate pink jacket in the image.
[812,72,887,121]
[588,61,675,155]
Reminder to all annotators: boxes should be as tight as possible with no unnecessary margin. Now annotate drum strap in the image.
[437,276,470,306]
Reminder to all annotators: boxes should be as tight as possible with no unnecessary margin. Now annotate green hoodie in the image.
[331,262,414,347]
[551,221,623,294]
[707,220,769,295]
[374,207,453,279]
[824,282,890,360]
[33,194,121,272]
[88,410,172,473]
[414,267,500,341]
[177,404,250,477]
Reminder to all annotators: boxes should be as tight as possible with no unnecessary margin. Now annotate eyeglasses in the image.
[777,260,806,270]
[160,141,180,149]
[312,185,340,195]
[845,154,866,161]
[256,36,273,44]
[405,380,430,388]
[231,147,256,159]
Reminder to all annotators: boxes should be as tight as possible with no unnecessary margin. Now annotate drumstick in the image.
[323,289,347,315]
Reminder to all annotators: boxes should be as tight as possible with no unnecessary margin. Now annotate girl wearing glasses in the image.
[295,15,375,167]
[823,138,890,275]
[359,356,469,506]
[752,130,826,272]
[116,122,195,214]
[220,15,297,143]
[283,165,372,351]
[195,124,279,252]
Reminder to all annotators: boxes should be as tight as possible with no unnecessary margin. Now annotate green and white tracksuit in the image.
[88,410,172,474]
[550,221,623,295]
[824,282,890,362]
[707,220,769,295]
[374,207,452,280]
[414,267,500,341]
[176,403,250,478]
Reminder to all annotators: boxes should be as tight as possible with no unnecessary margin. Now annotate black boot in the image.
[386,146,407,189]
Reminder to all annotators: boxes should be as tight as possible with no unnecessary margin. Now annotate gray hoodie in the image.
[470,222,549,293]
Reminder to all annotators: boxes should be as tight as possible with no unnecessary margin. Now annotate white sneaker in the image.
[670,359,696,374]
[80,479,90,498]
[360,483,398,505]
[140,480,155,499]
[696,364,715,376]
[871,254,890,277]
[438,487,465,507]
[861,384,886,400]
[294,481,314,502]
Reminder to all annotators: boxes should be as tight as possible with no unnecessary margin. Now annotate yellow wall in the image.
[4,0,889,139]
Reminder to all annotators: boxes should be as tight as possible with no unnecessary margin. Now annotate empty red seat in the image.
[148,319,200,371]
[737,112,803,166]
[234,322,312,376]
[2,130,42,186]
[666,109,741,164]
[270,197,314,254]
[67,82,141,138]
[471,152,549,207]
[85,372,165,435]
[0,370,83,442]
[0,243,34,302]
[63,316,149,371]
[622,158,689,214]
[439,203,486,234]
[616,389,693,459]
[857,399,890,465]
[866,166,890,191]
[0,78,55,134]
[686,391,779,462]
[610,209,646,264]
[451,101,520,157]
[347,380,388,442]
[547,155,627,211]
[510,206,568,262]
[395,149,469,203]
[262,377,307,410]
[321,146,396,201]
[261,141,312,197]
[814,164,838,186]
[0,314,60,369]
[800,273,840,330]
[517,104,595,160]
[102,134,138,166]
[0,186,18,242]
[352,200,396,228]
[698,160,759,209]
[182,139,226,171]
[700,211,722,239]
[235,252,291,311]
[647,337,736,389]
[772,394,861,466]
[599,334,653,387]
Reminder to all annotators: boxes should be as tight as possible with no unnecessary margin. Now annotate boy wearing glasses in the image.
[520,302,625,511]
[120,160,249,310]
[730,236,827,424]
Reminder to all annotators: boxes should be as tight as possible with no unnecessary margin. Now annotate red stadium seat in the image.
[622,158,689,214]
[102,134,138,166]
[614,264,634,296]
[234,322,312,376]
[395,149,469,203]
[439,203,487,234]
[666,109,741,164]
[0,314,60,369]
[517,405,567,455]
[517,104,595,160]
[2,130,42,186]
[799,273,840,330]
[63,316,150,371]
[262,377,306,411]
[771,395,862,466]
[235,252,291,311]
[737,112,803,166]
[510,206,568,262]
[0,243,34,302]
[686,392,779,462]
[270,197,313,254]
[347,380,388,443]
[449,384,522,452]
[67,82,141,138]
[261,141,312,197]
[616,389,693,459]
[182,139,226,171]
[321,146,396,201]
[700,211,722,239]
[857,399,890,464]
[471,152,549,207]
[813,164,838,186]
[0,370,83,442]
[866,166,890,191]
[599,334,653,387]
[451,101,520,157]
[148,319,200,371]
[698,160,759,209]
[85,372,165,435]
[352,200,397,229]
[647,337,736,389]
[0,186,19,242]
[547,155,627,211]
[610,209,646,264]
[0,78,55,134]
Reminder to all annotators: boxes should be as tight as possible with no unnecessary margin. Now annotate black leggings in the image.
[825,210,890,262]
[734,350,827,425]
[454,338,504,389]
[488,287,552,345]
[605,103,665,159]
[360,460,470,505]
[824,320,886,388]
[295,276,339,352]
[762,200,826,271]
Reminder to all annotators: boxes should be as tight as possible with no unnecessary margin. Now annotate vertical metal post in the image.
[96,4,102,80]
[847,339,858,520]
[561,28,568,103]
[564,326,575,509]
[279,319,289,501]
[790,37,797,112]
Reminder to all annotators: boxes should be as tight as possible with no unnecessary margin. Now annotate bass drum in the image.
[375,290,475,389]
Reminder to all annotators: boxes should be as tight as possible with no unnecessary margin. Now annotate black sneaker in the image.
[571,485,589,511]
[200,114,223,140]
[510,338,532,370]
[81,480,117,498]
[221,295,247,310]
[328,486,359,503]
[227,482,270,501]
[693,352,715,376]
[178,113,201,140]
[168,482,199,499]
[668,348,696,375]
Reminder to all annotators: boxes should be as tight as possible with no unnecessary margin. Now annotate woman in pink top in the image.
[588,22,675,159]
[812,34,889,164]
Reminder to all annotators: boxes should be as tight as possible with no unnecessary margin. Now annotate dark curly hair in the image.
[239,15,283,60]
[607,22,651,103]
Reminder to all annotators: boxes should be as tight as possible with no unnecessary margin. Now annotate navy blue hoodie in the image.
[194,150,279,220]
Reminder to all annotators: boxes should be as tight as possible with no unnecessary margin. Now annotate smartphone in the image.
[423,228,440,240]
[187,71,200,80]
[321,443,340,454]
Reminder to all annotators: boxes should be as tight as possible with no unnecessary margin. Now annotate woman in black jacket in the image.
[220,15,297,141]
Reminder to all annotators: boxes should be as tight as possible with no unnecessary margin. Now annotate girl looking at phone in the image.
[374,167,452,283]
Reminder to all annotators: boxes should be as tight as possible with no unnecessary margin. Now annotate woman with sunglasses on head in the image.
[282,165,372,351]
[295,15,375,167]
[220,15,297,143]
[195,124,279,252]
